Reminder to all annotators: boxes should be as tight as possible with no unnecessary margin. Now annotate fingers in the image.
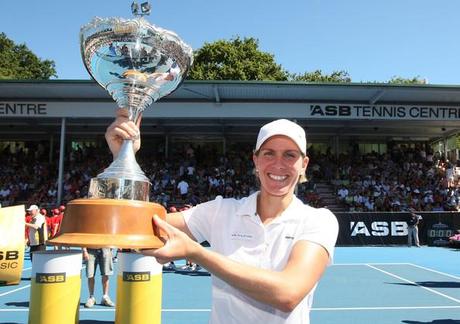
[106,118,140,141]
[141,248,169,264]
[106,124,139,141]
[153,215,174,237]
[116,108,130,118]
[136,113,143,128]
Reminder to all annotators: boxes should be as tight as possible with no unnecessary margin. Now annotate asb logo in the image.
[0,250,19,270]
[123,271,150,282]
[350,221,408,237]
[36,272,66,284]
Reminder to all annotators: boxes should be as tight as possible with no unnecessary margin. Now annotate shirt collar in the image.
[236,191,305,222]
[235,191,259,217]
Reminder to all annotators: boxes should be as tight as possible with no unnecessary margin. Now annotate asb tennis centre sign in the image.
[1,101,460,121]
[307,104,460,120]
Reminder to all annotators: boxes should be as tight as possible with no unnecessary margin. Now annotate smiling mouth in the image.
[268,173,288,181]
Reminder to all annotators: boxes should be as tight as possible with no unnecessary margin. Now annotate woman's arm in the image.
[144,216,330,312]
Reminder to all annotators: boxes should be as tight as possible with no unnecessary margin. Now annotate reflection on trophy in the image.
[50,2,193,249]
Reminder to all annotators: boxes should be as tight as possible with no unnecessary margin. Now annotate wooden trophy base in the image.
[48,199,167,249]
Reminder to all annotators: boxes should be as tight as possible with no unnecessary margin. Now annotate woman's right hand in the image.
[105,109,142,158]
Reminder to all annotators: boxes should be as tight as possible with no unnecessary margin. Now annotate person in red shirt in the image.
[25,212,32,245]
[50,209,62,238]
[41,208,53,239]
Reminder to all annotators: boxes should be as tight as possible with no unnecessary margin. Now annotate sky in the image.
[2,0,460,84]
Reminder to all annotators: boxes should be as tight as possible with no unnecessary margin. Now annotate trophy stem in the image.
[88,139,151,201]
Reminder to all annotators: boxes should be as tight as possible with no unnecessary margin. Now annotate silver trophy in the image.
[50,2,193,248]
[83,4,193,201]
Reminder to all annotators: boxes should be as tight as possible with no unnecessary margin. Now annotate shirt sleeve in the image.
[295,208,339,262]
[182,196,224,244]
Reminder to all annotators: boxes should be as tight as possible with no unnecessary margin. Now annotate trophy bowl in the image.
[49,5,193,248]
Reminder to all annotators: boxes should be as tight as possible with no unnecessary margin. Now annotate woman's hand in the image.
[105,108,141,158]
[142,215,200,264]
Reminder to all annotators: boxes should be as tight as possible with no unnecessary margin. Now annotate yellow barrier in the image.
[0,205,25,285]
[29,251,82,324]
[115,252,163,324]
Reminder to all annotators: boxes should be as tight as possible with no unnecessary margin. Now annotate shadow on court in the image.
[173,270,210,277]
[387,281,460,288]
[403,320,460,324]
[6,301,29,307]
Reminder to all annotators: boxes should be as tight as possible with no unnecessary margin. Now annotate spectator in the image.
[25,205,47,260]
[82,248,115,308]
[407,209,422,247]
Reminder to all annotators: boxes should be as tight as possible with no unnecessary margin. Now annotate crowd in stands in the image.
[324,144,460,212]
[1,141,459,213]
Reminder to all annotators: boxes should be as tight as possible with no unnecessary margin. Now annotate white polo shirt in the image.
[28,214,47,246]
[183,191,339,324]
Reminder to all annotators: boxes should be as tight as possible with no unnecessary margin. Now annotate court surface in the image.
[1,246,459,323]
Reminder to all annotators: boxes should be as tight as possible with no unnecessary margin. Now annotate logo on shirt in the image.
[230,233,254,241]
[285,235,295,240]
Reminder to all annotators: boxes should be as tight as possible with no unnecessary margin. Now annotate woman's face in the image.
[253,135,309,197]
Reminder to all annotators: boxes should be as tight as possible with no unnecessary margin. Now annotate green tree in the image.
[188,37,288,81]
[0,32,57,80]
[290,70,351,83]
[387,76,427,84]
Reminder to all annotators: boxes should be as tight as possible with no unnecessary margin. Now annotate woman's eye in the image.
[285,152,298,159]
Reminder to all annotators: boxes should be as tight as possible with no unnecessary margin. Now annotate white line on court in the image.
[333,263,411,266]
[408,263,460,280]
[366,264,460,304]
[0,285,31,297]
[78,308,212,312]
[0,265,82,297]
[3,306,460,312]
[311,305,460,311]
[0,308,212,312]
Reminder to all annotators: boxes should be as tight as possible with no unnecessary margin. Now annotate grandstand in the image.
[1,80,460,246]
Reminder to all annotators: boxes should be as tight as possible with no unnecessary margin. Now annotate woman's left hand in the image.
[142,215,199,264]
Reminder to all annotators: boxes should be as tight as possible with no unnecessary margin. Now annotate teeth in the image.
[268,174,287,181]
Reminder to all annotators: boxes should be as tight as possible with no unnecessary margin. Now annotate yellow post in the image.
[28,250,82,324]
[115,252,162,324]
[0,205,25,285]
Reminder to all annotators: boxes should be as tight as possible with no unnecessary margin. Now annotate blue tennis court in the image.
[1,246,459,323]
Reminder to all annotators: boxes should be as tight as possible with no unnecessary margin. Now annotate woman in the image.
[106,110,339,323]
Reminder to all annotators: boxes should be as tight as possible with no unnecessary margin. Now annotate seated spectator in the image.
[449,230,460,247]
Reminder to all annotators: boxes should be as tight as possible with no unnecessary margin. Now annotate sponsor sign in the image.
[0,205,25,285]
[336,212,460,246]
[35,272,66,284]
[307,104,460,120]
[122,271,151,282]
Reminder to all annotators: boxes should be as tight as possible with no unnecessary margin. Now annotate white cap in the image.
[255,119,306,155]
[27,204,39,211]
